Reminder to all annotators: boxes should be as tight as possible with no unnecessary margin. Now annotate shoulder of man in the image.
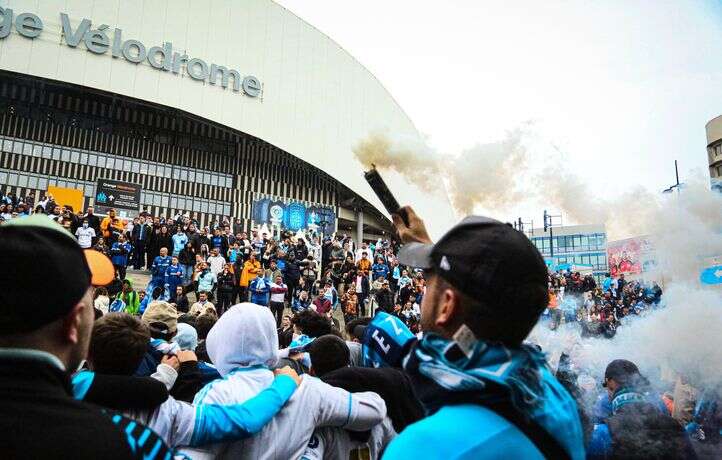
[384,404,542,460]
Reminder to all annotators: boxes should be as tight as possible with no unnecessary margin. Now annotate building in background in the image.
[0,0,453,240]
[706,115,722,193]
[528,224,608,283]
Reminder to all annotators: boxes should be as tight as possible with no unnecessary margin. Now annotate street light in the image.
[543,210,562,258]
[662,160,683,194]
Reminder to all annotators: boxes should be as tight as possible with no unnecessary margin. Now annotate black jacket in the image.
[0,351,172,459]
[131,223,152,243]
[149,232,172,255]
[217,271,237,293]
[375,288,394,313]
[606,401,697,459]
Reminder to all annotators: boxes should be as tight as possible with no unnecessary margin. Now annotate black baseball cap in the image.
[398,216,547,311]
[0,215,115,334]
[603,359,649,388]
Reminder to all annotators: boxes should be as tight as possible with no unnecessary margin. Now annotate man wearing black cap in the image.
[382,207,585,460]
[588,359,697,459]
[0,216,174,459]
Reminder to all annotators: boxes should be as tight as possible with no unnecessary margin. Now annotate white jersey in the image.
[75,226,96,248]
[302,416,397,460]
[125,396,196,448]
[208,255,226,276]
[185,303,386,460]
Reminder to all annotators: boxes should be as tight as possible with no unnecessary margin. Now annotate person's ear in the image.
[61,302,86,345]
[434,288,461,330]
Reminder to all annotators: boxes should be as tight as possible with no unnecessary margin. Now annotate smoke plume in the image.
[354,128,722,401]
[353,127,529,215]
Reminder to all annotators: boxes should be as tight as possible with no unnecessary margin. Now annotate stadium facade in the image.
[0,0,453,238]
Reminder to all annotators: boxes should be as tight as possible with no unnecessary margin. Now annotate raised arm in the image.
[188,368,300,446]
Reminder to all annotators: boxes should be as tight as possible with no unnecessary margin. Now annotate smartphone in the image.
[363,166,409,225]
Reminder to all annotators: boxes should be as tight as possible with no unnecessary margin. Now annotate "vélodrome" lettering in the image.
[0,7,262,98]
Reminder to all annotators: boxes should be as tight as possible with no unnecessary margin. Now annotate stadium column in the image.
[356,210,364,244]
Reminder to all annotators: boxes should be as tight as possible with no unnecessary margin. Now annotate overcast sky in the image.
[276,0,722,224]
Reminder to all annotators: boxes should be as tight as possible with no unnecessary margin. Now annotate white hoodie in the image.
[185,303,387,460]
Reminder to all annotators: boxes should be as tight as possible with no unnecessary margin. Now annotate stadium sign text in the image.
[0,7,262,97]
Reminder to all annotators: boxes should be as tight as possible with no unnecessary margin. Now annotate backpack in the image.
[109,298,126,313]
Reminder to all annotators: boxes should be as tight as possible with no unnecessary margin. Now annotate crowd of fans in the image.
[2,190,719,459]
[545,270,663,337]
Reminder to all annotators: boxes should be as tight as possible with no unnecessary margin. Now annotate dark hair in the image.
[195,313,217,340]
[291,310,332,338]
[177,313,197,328]
[345,317,372,339]
[306,335,350,377]
[90,313,150,375]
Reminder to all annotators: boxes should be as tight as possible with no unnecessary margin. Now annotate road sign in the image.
[699,265,722,285]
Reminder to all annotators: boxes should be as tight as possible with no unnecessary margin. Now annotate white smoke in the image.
[352,126,531,216]
[530,177,722,402]
[354,128,722,401]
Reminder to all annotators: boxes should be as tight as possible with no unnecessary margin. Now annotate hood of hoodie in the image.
[206,303,278,375]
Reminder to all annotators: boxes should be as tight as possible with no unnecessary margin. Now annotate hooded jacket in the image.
[72,367,298,449]
[185,303,387,460]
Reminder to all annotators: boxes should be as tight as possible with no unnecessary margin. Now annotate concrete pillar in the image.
[356,209,364,244]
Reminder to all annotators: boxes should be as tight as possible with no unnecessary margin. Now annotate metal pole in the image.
[549,225,554,258]
[674,160,680,187]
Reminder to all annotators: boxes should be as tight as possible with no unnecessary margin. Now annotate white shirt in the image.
[270,282,287,303]
[303,417,397,460]
[125,396,195,448]
[75,226,96,248]
[208,255,226,276]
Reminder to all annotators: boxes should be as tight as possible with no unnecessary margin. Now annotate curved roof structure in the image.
[0,0,454,236]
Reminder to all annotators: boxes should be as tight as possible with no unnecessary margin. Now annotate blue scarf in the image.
[404,333,547,416]
[611,387,647,414]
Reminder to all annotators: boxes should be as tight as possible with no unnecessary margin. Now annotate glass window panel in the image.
[106,158,115,168]
[88,154,97,166]
[224,204,230,215]
[170,196,178,208]
[201,201,209,212]
[177,198,185,209]
[12,141,22,154]
[179,169,187,180]
[161,195,169,207]
[0,171,7,184]
[42,146,52,158]
[22,143,32,156]
[33,145,42,157]
[210,174,218,186]
[27,176,38,189]
[3,139,12,151]
[80,153,88,164]
[60,149,70,162]
[17,175,28,187]
[148,163,156,175]
[188,170,196,181]
[97,156,106,168]
[39,177,47,189]
[153,194,162,206]
[140,162,148,175]
[71,150,80,163]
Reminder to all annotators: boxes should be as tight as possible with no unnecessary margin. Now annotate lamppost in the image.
[543,210,562,259]
[662,160,683,195]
